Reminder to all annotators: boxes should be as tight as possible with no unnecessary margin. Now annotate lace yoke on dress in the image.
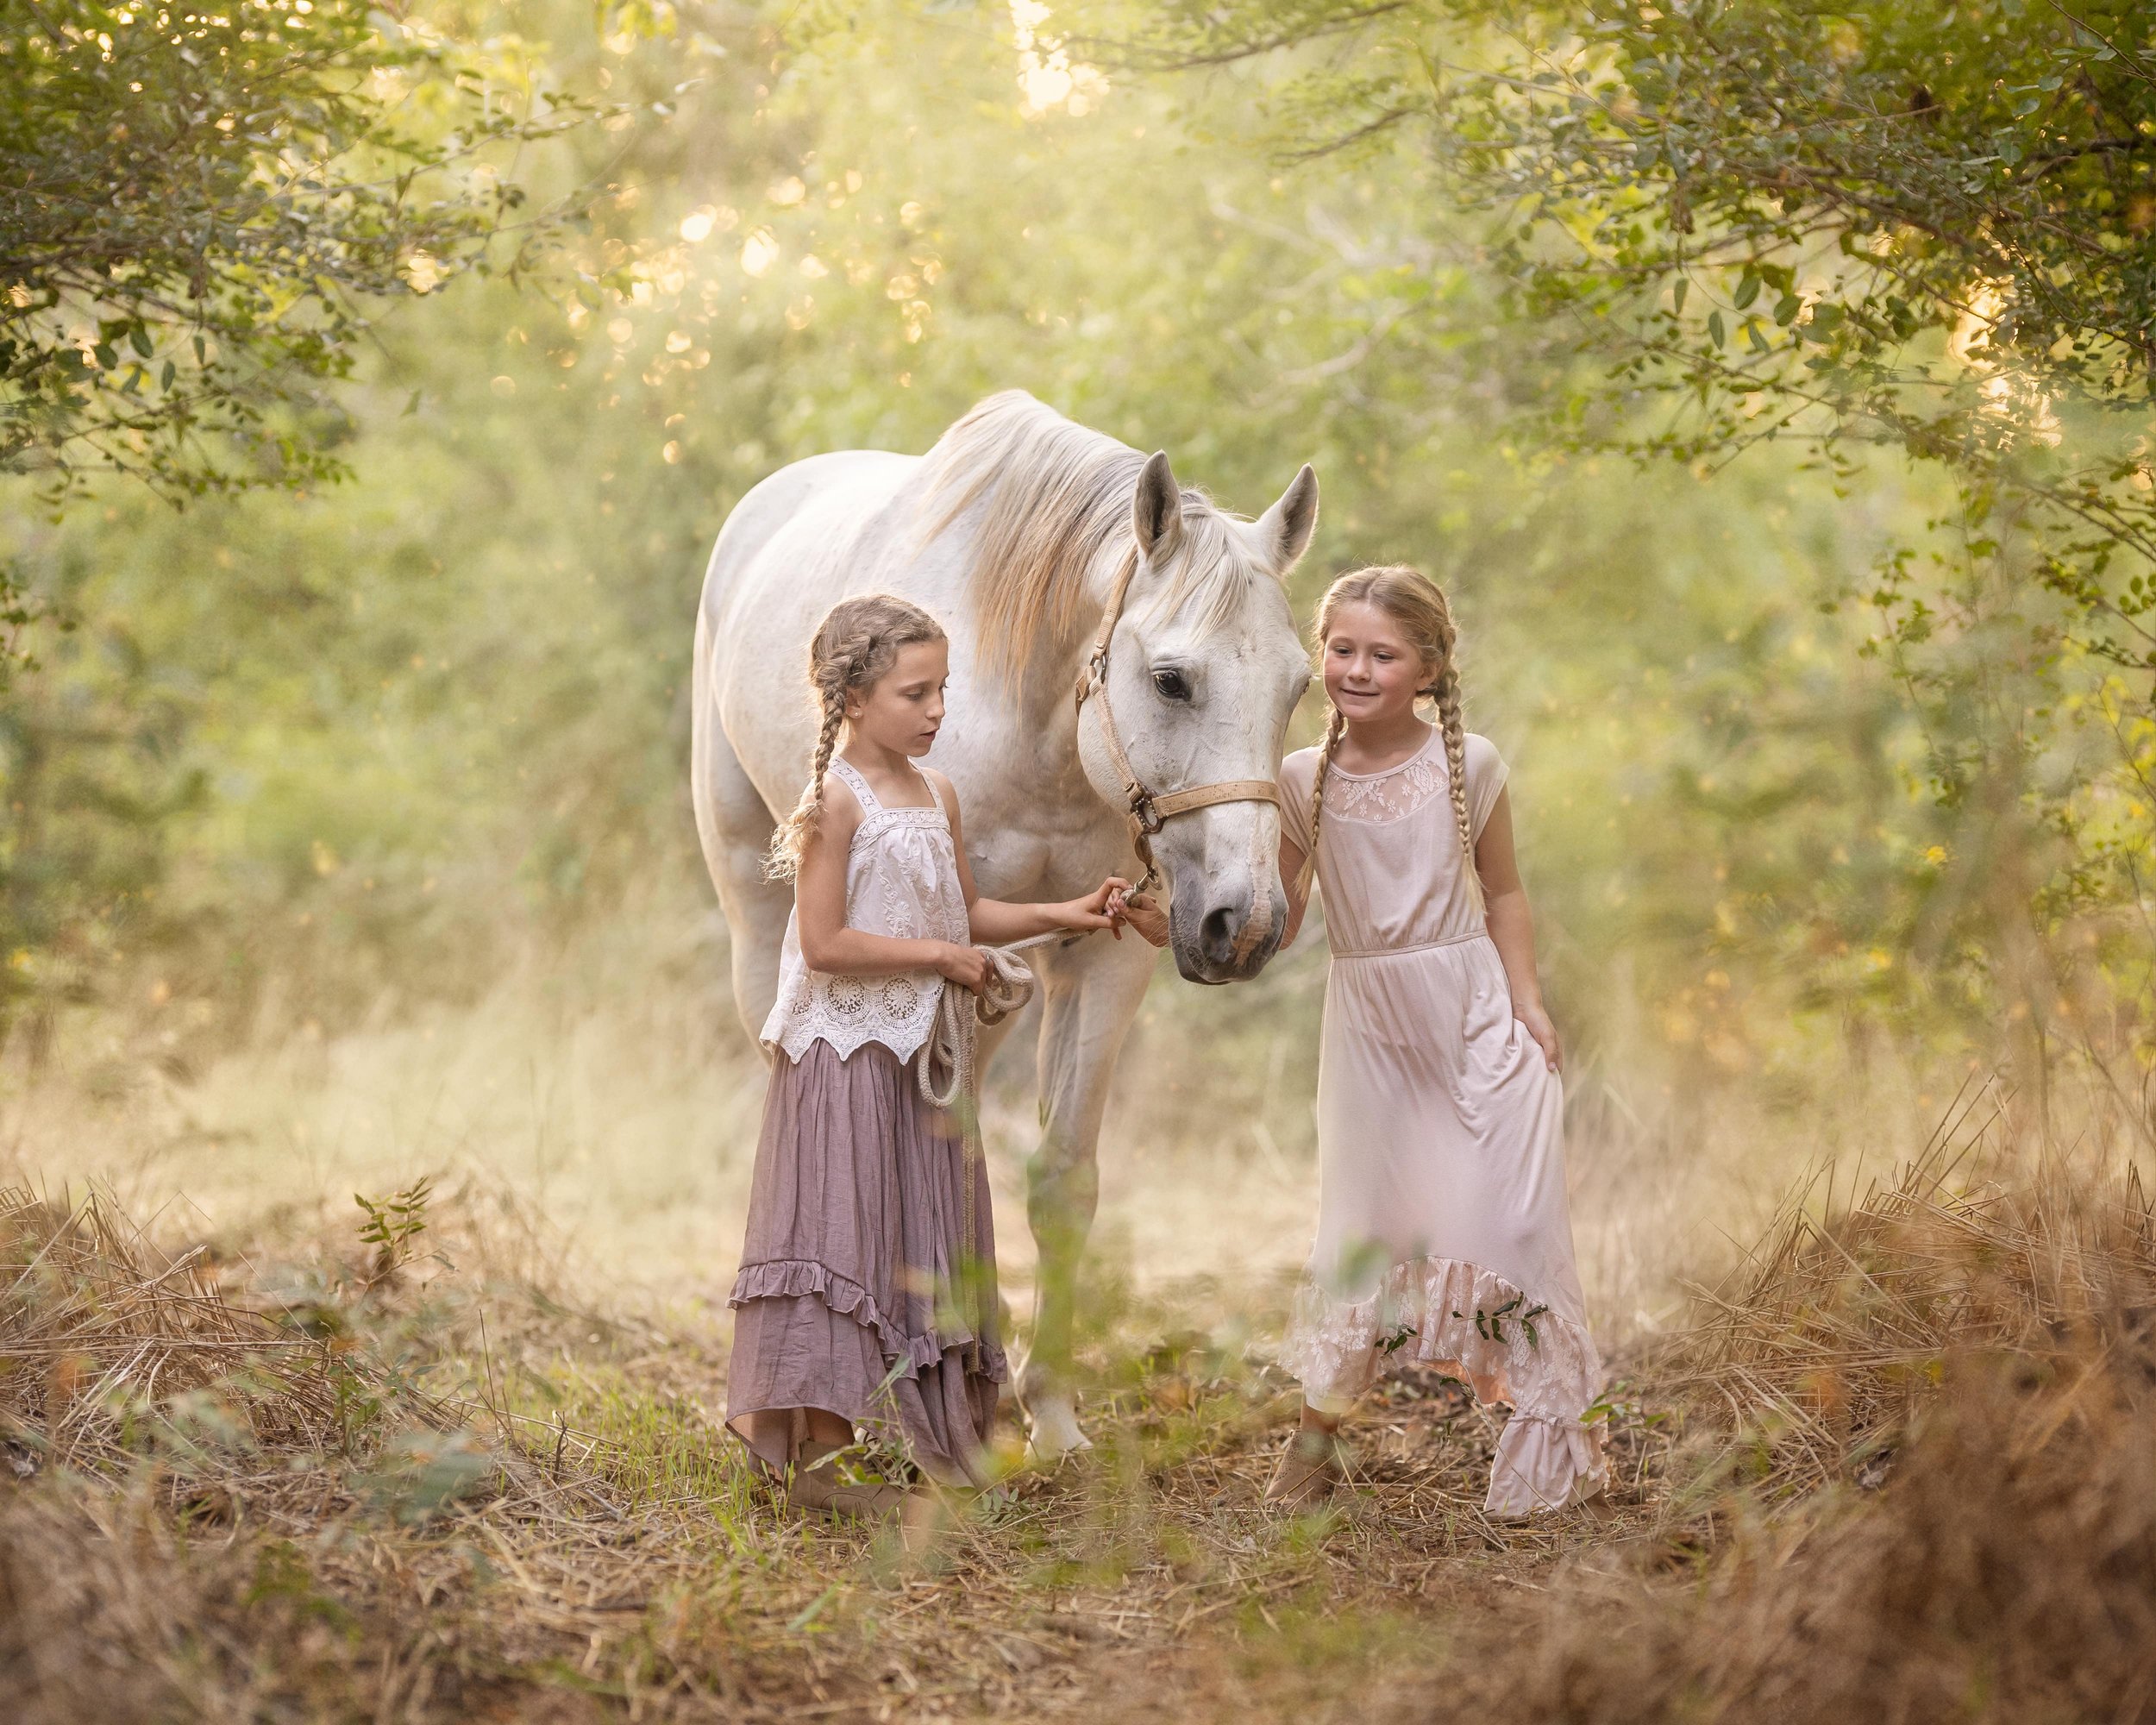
[1319,745,1456,825]
[761,756,972,1064]
[1281,729,1508,957]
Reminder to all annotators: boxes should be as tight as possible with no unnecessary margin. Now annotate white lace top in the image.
[761,756,973,1064]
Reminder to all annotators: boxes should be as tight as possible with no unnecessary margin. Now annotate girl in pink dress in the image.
[1264,566,1607,1518]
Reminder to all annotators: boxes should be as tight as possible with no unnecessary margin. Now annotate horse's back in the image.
[696,448,921,819]
[701,448,915,630]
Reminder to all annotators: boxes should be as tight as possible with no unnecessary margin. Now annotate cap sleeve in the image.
[1463,732,1509,841]
[1278,747,1318,854]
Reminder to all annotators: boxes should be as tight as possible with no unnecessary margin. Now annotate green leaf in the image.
[1775,294,1802,327]
[1708,309,1726,348]
[1734,274,1761,310]
[160,360,177,390]
[787,1584,841,1633]
[93,342,118,369]
[1672,277,1689,315]
[128,325,154,359]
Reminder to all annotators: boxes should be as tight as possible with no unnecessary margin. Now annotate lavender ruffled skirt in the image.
[725,1038,1006,1487]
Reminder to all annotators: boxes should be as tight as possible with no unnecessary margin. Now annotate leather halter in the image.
[1072,544,1282,895]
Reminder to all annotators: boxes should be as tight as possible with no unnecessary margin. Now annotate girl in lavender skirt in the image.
[726,593,1130,1519]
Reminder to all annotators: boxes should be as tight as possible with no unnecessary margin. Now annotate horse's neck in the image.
[1018,548,1125,723]
[893,481,1129,822]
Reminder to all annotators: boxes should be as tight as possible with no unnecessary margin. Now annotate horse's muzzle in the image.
[1172,891,1288,985]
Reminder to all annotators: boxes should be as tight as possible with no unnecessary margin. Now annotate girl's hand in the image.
[1056,876,1132,933]
[1515,999,1563,1073]
[933,941,992,994]
[1107,888,1171,950]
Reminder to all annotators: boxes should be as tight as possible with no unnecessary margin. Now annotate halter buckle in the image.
[1074,655,1106,712]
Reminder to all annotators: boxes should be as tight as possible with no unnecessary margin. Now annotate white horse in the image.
[692,391,1317,1455]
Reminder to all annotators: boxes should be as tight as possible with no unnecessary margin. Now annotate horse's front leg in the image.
[1020,931,1155,1460]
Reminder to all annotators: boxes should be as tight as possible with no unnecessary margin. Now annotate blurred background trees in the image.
[1075,0,2156,1080]
[2,0,2147,1116]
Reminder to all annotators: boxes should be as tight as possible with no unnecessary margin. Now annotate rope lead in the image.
[913,937,1052,1373]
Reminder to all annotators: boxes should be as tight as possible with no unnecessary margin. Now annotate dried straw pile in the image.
[1677,1119,2156,1501]
[0,1184,403,1474]
[0,1183,499,1722]
[1407,1129,2156,1724]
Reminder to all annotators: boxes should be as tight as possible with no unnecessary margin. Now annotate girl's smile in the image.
[1322,599,1433,740]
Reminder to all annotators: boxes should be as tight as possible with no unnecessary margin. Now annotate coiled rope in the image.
[912,932,1062,1372]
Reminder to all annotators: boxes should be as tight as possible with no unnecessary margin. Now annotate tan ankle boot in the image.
[785,1440,910,1521]
[1264,1428,1347,1509]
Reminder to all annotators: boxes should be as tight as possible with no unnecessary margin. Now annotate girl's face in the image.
[846,637,950,758]
[1321,599,1433,727]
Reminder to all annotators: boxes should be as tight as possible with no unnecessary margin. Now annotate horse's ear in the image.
[1132,450,1183,560]
[1257,464,1319,574]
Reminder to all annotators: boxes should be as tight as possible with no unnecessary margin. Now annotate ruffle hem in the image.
[1280,1255,1608,1518]
[729,1257,1008,1383]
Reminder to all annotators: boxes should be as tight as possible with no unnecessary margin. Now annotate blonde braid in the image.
[1431,662,1482,912]
[1295,703,1345,899]
[764,594,947,881]
[767,687,846,880]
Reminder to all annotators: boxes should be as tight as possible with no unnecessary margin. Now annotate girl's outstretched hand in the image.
[1056,876,1132,933]
[1515,999,1563,1073]
[1106,887,1171,949]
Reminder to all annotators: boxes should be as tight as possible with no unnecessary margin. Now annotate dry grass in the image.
[1385,1089,2156,1725]
[5,1040,2153,1721]
[1674,1077,2156,1502]
[0,1163,1678,1722]
[0,1184,377,1477]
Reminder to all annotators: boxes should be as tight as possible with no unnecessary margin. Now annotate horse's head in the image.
[1079,452,1319,985]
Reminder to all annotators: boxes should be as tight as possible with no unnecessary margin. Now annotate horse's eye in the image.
[1151,668,1192,702]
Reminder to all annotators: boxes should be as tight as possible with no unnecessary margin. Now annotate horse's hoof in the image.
[1025,1396,1093,1463]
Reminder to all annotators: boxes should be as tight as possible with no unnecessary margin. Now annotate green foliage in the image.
[1089,2,2156,490]
[0,0,596,512]
[352,1426,492,1521]
[0,0,2131,1084]
[1072,0,2156,1053]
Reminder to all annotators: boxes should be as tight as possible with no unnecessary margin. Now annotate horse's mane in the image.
[917,391,1247,688]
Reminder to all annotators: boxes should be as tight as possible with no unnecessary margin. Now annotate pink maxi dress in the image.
[1277,727,1608,1516]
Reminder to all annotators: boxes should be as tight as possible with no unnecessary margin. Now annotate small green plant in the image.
[1446,1296,1551,1347]
[354,1427,494,1524]
[354,1176,434,1283]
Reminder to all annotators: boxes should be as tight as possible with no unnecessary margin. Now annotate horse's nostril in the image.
[1200,906,1236,962]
